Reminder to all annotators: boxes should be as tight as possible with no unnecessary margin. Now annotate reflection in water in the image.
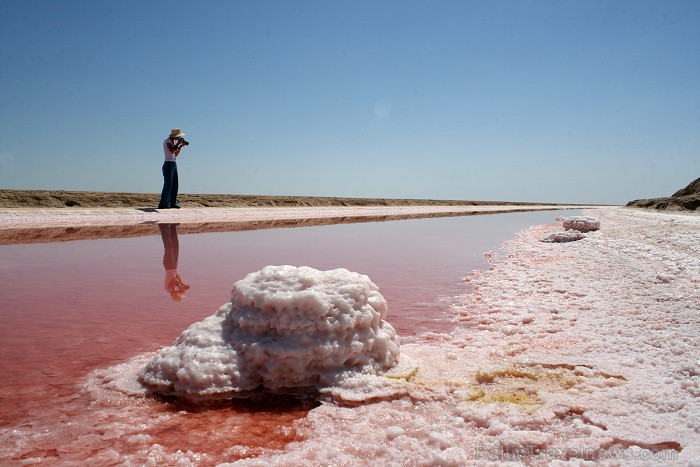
[159,223,190,301]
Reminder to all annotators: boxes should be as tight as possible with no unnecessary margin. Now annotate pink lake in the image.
[0,210,578,465]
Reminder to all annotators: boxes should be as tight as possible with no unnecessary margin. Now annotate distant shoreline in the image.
[0,189,587,209]
[0,204,598,245]
[0,189,604,245]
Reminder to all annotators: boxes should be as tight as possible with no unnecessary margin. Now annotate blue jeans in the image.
[159,223,179,270]
[159,161,179,208]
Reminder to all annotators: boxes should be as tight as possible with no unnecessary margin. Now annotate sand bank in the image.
[0,189,575,209]
[0,204,595,244]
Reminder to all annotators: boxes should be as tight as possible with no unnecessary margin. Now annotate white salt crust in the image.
[226,208,700,466]
[139,265,401,399]
[0,205,595,229]
[541,230,587,243]
[542,215,601,242]
[6,207,698,465]
[558,215,601,232]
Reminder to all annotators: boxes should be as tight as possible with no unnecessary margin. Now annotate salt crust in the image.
[139,265,401,399]
[0,204,594,229]
[541,216,600,242]
[71,208,699,465]
[541,230,587,243]
[226,208,700,466]
[558,215,601,232]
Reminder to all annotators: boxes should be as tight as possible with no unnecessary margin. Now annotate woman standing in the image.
[158,128,188,209]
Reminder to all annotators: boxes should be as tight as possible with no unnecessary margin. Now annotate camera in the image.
[179,139,190,146]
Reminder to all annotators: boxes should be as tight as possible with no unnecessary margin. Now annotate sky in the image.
[1,0,699,204]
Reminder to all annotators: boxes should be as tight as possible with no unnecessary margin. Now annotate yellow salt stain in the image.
[386,367,418,382]
[464,363,588,410]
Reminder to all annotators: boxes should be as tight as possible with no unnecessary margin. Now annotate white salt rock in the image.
[125,434,152,444]
[499,429,555,450]
[655,273,675,283]
[386,426,405,440]
[428,431,453,449]
[428,446,467,466]
[139,265,401,400]
[458,406,491,428]
[559,216,600,232]
[541,231,587,243]
[319,372,410,403]
[681,362,700,376]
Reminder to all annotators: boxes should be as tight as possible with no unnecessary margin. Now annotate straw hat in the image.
[169,128,185,138]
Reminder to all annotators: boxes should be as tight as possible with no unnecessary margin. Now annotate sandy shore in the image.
[0,189,577,209]
[0,189,602,244]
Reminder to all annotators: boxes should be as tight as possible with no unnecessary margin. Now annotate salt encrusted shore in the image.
[0,205,602,245]
[4,206,698,465]
[0,205,594,230]
[225,207,700,466]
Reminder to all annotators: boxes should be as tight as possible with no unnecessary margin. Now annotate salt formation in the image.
[139,265,400,400]
[541,231,587,243]
[227,208,700,466]
[558,215,600,232]
[542,215,601,242]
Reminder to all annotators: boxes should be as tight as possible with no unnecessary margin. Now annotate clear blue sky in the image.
[1,0,699,204]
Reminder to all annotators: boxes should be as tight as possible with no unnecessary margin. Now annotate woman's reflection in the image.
[159,223,190,301]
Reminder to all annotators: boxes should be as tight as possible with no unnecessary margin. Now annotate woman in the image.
[158,128,188,209]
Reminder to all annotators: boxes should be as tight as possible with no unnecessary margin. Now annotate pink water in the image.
[0,211,577,464]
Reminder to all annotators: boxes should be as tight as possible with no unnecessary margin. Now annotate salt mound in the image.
[541,231,586,243]
[558,215,600,232]
[139,265,401,400]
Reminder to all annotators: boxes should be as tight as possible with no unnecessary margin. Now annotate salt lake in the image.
[0,210,580,465]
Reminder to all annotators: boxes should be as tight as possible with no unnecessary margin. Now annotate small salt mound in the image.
[139,265,401,400]
[558,216,600,232]
[541,231,586,243]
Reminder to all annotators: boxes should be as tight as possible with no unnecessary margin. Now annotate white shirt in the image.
[163,137,177,162]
